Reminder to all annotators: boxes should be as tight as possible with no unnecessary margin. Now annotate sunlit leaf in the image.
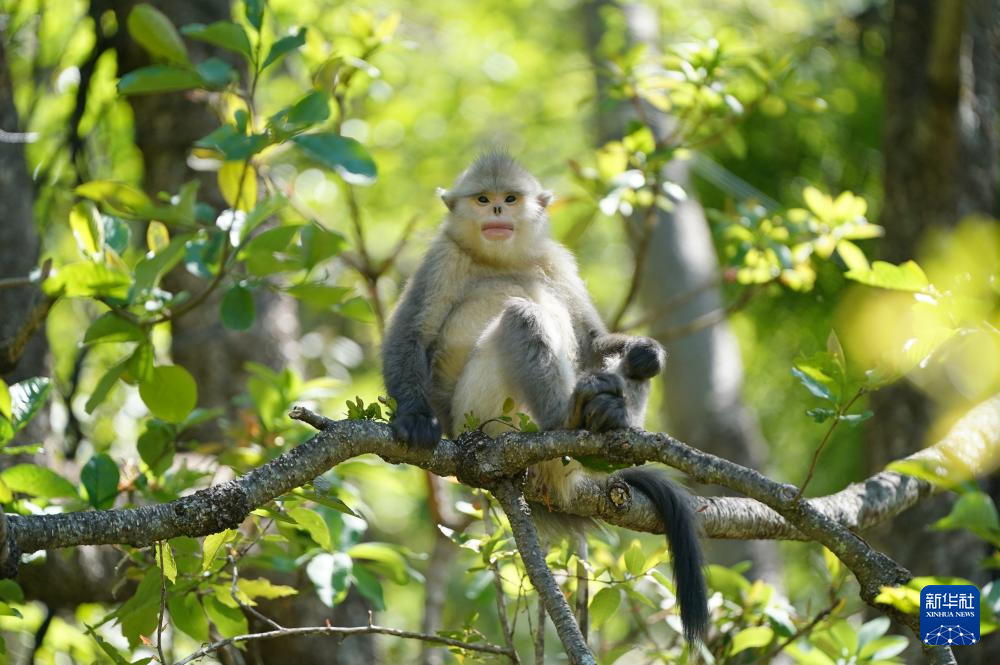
[288,506,332,550]
[0,464,77,499]
[181,22,252,59]
[262,28,307,69]
[218,161,257,211]
[844,260,930,292]
[44,262,131,299]
[139,365,198,423]
[127,5,190,66]
[9,377,52,434]
[731,626,774,654]
[83,313,145,345]
[156,541,177,583]
[118,65,203,95]
[589,587,621,628]
[203,595,248,638]
[69,202,103,256]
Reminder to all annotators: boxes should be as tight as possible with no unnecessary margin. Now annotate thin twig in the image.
[761,599,840,663]
[229,554,284,631]
[173,622,514,665]
[610,194,659,331]
[534,597,546,665]
[652,285,758,343]
[618,274,722,332]
[796,389,866,500]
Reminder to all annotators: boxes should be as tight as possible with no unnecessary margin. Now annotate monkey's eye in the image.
[504,194,517,204]
[477,195,490,204]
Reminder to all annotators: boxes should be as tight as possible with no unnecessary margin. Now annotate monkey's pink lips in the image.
[481,221,515,240]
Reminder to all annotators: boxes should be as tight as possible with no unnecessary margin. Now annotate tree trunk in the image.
[0,38,47,388]
[871,1,999,662]
[582,0,780,581]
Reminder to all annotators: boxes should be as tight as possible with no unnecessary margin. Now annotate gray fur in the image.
[382,155,708,641]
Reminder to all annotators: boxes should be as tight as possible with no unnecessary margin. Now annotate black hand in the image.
[391,407,442,447]
[623,338,666,380]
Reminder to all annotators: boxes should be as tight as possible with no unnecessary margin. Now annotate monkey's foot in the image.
[569,372,630,432]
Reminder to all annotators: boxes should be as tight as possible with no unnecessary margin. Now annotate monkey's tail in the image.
[618,467,709,643]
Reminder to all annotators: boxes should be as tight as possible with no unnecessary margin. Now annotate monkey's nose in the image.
[493,206,502,215]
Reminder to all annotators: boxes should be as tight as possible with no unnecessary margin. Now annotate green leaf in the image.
[856,616,890,650]
[218,160,257,211]
[202,529,237,572]
[181,22,253,59]
[0,379,9,422]
[195,57,237,89]
[731,626,774,654]
[336,296,376,323]
[85,360,127,414]
[125,341,155,384]
[118,65,203,95]
[9,377,52,434]
[932,491,1000,544]
[69,202,103,256]
[285,284,351,309]
[127,5,190,66]
[589,587,621,628]
[347,542,409,584]
[83,313,145,345]
[138,423,175,476]
[77,181,152,216]
[245,194,287,232]
[351,564,385,611]
[156,542,177,583]
[85,625,131,665]
[44,262,131,299]
[300,222,347,268]
[103,215,132,253]
[244,0,264,31]
[296,489,359,517]
[262,28,306,69]
[624,540,646,576]
[168,594,209,643]
[288,506,332,550]
[139,365,198,423]
[844,260,930,292]
[836,239,869,272]
[237,578,297,600]
[81,453,120,509]
[292,133,377,185]
[0,464,77,499]
[117,569,162,646]
[806,407,837,423]
[285,90,331,127]
[220,285,256,331]
[791,366,835,402]
[203,594,248,638]
[196,125,271,161]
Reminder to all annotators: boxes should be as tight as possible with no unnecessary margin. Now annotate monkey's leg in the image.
[453,297,578,434]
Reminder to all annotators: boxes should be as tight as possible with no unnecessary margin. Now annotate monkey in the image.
[382,151,708,643]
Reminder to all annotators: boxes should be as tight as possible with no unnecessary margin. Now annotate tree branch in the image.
[492,478,595,665]
[173,620,515,665]
[2,396,996,657]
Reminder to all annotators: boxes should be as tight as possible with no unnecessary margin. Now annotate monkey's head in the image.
[440,151,553,265]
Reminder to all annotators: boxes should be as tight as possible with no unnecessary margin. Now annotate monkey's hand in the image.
[568,372,630,432]
[622,337,666,380]
[390,406,442,447]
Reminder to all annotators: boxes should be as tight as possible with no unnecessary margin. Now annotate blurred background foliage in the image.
[0,0,998,662]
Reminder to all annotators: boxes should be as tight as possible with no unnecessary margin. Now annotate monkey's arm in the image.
[382,262,442,446]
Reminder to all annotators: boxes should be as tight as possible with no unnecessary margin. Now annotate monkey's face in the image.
[444,190,551,264]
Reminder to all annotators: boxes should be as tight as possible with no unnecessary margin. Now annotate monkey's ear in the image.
[437,187,457,211]
[538,190,554,209]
